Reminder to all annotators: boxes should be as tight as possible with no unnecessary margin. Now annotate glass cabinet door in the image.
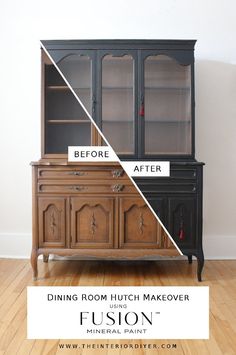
[101,52,136,155]
[143,54,192,156]
[44,52,93,154]
[58,53,93,115]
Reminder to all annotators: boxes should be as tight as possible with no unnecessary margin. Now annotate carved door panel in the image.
[168,197,196,248]
[38,197,67,248]
[119,197,162,248]
[140,195,175,249]
[71,197,115,248]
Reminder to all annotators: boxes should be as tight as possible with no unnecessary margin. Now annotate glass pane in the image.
[144,55,191,155]
[58,54,92,115]
[102,54,134,154]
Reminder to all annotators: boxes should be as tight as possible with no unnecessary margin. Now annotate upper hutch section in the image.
[41,40,196,160]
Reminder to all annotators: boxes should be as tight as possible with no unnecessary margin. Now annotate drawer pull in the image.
[70,186,87,191]
[192,186,196,192]
[178,206,185,240]
[139,213,144,234]
[111,169,124,178]
[111,184,124,192]
[90,213,96,234]
[69,171,85,176]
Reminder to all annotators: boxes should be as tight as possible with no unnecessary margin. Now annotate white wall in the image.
[0,0,235,258]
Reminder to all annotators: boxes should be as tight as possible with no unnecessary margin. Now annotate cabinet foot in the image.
[188,255,192,264]
[31,249,38,280]
[43,254,49,263]
[197,251,204,282]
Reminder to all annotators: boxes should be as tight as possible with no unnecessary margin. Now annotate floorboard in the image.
[0,259,235,354]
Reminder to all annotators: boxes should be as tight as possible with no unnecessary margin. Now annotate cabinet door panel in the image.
[140,50,192,157]
[43,51,92,155]
[168,197,196,248]
[71,197,115,248]
[119,197,162,248]
[54,50,95,116]
[99,50,138,157]
[145,195,175,249]
[38,197,67,248]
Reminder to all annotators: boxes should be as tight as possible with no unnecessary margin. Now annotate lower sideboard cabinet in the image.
[31,162,177,280]
[135,162,204,281]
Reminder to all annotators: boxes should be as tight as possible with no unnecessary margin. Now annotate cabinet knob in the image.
[111,169,124,178]
[111,184,124,192]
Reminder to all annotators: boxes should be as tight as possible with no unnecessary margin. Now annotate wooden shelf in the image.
[146,120,191,123]
[47,120,90,124]
[102,86,133,90]
[102,86,189,91]
[103,120,190,123]
[47,86,69,90]
[103,120,133,123]
[47,86,91,90]
[145,86,190,91]
[47,85,190,92]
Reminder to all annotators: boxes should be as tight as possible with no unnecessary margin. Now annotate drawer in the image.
[38,181,136,194]
[135,182,197,194]
[170,167,197,180]
[38,167,126,180]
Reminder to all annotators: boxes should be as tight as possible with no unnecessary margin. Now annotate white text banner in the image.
[28,286,209,339]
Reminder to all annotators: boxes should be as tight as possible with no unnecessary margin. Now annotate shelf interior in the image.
[45,123,91,154]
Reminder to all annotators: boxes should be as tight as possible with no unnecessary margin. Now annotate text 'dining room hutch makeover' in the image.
[31,40,204,281]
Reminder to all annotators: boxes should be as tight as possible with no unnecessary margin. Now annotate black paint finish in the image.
[41,39,196,51]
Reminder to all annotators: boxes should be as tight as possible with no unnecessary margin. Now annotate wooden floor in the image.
[0,258,235,354]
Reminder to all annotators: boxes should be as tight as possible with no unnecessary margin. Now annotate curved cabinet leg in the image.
[188,255,192,264]
[197,250,204,282]
[43,254,49,263]
[31,249,38,281]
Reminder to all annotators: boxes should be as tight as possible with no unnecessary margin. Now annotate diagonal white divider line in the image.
[41,42,182,255]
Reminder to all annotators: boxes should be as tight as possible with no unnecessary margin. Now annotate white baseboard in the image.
[203,235,236,259]
[0,233,235,260]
